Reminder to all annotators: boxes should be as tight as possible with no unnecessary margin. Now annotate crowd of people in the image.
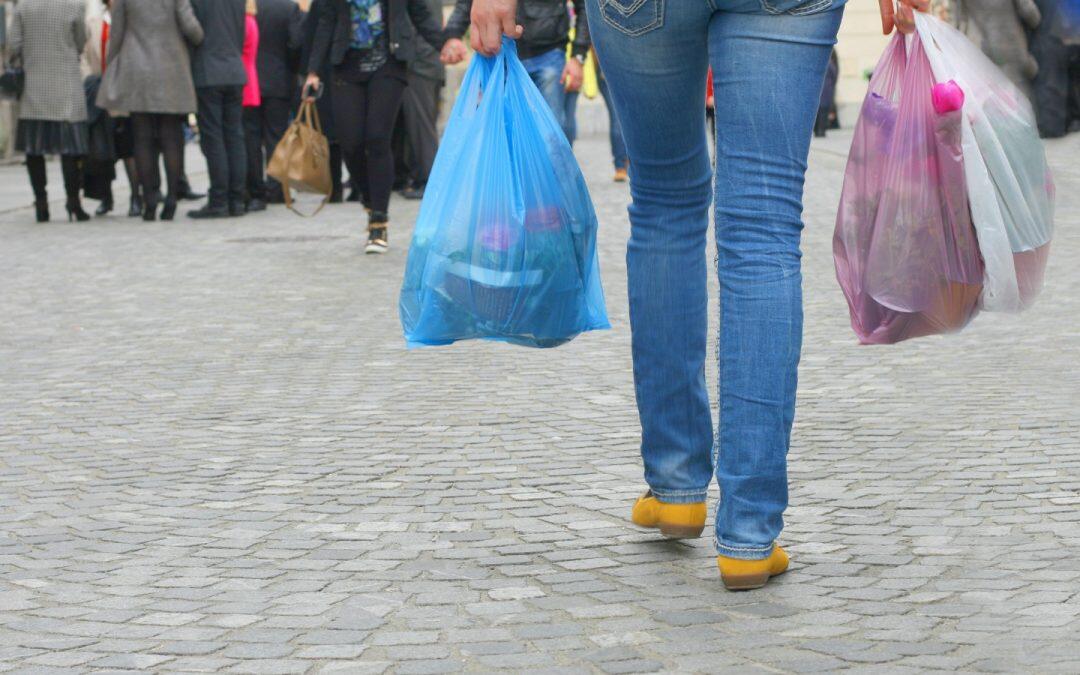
[6,0,632,255]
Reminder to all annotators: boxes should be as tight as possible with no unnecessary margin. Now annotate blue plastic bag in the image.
[399,39,609,348]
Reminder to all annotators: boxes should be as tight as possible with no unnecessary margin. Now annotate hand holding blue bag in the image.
[399,39,609,348]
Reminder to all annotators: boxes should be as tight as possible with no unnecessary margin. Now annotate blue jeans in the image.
[596,68,628,170]
[521,48,571,141]
[587,0,844,560]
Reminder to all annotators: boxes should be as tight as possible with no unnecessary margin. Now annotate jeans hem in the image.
[715,538,775,560]
[648,487,707,504]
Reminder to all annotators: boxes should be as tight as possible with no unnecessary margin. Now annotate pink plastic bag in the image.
[833,33,985,345]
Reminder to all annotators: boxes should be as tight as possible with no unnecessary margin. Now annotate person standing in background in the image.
[10,0,91,223]
[241,0,264,212]
[304,0,448,255]
[814,49,839,138]
[253,0,304,204]
[97,0,203,221]
[398,0,445,201]
[441,0,588,141]
[596,57,628,183]
[189,0,248,219]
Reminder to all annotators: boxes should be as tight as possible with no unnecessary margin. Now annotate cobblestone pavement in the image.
[1,125,1079,674]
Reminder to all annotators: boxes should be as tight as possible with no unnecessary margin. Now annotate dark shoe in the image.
[66,199,91,222]
[143,192,161,221]
[346,188,361,202]
[34,200,50,223]
[229,202,246,217]
[188,204,230,219]
[160,198,178,221]
[95,196,113,216]
[329,186,343,204]
[366,214,389,255]
[401,185,425,200]
[128,194,143,218]
[246,198,267,213]
[177,176,204,201]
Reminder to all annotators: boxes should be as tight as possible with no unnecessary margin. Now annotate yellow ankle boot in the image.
[630,491,706,539]
[717,545,789,591]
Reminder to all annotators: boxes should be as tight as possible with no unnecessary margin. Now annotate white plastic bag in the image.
[915,13,1054,312]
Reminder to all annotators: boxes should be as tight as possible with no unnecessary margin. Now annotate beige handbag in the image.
[267,100,332,216]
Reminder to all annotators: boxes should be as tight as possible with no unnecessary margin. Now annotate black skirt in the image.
[16,119,90,156]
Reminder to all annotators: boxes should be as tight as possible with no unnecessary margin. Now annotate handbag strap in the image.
[282,180,329,218]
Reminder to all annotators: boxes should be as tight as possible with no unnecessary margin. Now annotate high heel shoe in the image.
[143,192,161,222]
[95,195,113,216]
[66,200,91,222]
[34,200,50,223]
[160,197,177,221]
[128,194,143,218]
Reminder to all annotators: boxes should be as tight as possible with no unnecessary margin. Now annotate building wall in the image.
[835,4,891,111]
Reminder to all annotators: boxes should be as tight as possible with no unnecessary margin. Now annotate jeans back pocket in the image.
[599,0,664,37]
[760,0,834,15]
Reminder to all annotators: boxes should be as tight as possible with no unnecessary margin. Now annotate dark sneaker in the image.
[366,226,388,255]
[246,199,267,213]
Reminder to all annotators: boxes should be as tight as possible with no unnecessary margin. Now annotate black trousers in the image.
[1031,37,1080,138]
[401,72,441,186]
[197,86,246,207]
[131,113,185,201]
[332,67,407,215]
[245,96,292,202]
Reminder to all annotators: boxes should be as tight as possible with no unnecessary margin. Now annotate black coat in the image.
[307,0,446,75]
[190,0,246,88]
[256,0,304,99]
[445,0,589,62]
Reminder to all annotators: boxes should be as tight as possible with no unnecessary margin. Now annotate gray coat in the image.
[8,0,88,122]
[96,0,205,115]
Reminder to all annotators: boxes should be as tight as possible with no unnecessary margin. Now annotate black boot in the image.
[34,200,50,223]
[143,190,161,221]
[61,156,91,221]
[96,192,114,216]
[160,196,178,221]
[128,193,144,217]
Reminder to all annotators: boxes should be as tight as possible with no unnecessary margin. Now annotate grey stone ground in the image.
[1,115,1079,674]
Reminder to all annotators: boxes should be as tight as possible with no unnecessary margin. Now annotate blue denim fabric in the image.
[586,0,844,560]
[596,69,628,170]
[564,90,580,145]
[520,48,569,140]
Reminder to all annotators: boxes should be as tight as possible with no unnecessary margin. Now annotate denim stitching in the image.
[600,0,664,38]
[716,541,775,552]
[650,488,707,498]
[790,0,833,15]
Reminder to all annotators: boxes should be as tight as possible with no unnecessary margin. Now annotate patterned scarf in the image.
[347,0,384,49]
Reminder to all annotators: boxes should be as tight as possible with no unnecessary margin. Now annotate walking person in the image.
[300,0,348,203]
[97,0,204,221]
[9,0,92,223]
[253,0,304,204]
[595,57,628,183]
[442,0,589,140]
[467,0,927,590]
[398,0,445,200]
[304,0,448,254]
[189,0,248,219]
[241,0,265,212]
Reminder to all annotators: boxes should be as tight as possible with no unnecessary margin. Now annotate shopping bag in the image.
[915,13,1054,312]
[399,39,609,348]
[833,32,985,344]
[267,99,332,217]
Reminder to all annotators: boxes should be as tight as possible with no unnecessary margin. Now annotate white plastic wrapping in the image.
[915,13,1055,312]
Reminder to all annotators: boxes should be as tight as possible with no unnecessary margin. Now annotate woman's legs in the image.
[60,155,86,211]
[331,78,370,211]
[588,0,843,560]
[708,6,843,559]
[131,113,162,202]
[159,114,185,203]
[362,73,407,219]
